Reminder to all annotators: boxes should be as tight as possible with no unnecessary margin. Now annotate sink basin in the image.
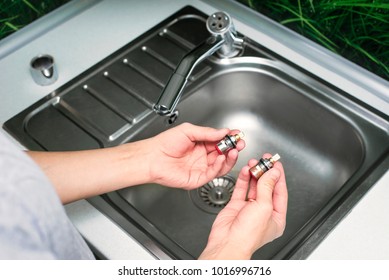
[4,6,388,259]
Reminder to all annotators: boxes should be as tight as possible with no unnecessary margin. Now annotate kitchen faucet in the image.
[153,11,244,117]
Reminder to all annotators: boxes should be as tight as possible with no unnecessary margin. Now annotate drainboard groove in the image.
[122,58,165,88]
[159,28,194,51]
[83,84,135,124]
[103,71,154,109]
[141,45,176,70]
[54,99,107,145]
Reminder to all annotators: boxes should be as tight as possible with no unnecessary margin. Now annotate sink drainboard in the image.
[3,7,213,150]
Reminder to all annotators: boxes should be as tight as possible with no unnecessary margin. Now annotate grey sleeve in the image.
[0,131,94,260]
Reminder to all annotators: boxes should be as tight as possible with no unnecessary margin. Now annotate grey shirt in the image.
[0,131,94,259]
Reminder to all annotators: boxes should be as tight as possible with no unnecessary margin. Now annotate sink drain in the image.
[189,175,235,214]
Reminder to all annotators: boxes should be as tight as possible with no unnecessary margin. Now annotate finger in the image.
[262,153,272,159]
[256,167,281,203]
[248,158,258,167]
[229,129,241,135]
[235,139,245,152]
[231,165,251,201]
[220,148,239,175]
[206,149,221,165]
[272,161,288,218]
[180,122,229,143]
[205,154,226,181]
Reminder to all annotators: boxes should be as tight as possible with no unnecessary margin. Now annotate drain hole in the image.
[189,175,235,214]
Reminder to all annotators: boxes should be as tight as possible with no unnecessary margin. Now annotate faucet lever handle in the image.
[153,11,243,117]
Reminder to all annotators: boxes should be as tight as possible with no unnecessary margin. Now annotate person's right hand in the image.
[199,154,288,259]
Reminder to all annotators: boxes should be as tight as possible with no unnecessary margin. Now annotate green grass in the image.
[0,0,70,40]
[238,0,389,81]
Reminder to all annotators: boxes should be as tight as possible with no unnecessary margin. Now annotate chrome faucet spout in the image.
[153,11,243,116]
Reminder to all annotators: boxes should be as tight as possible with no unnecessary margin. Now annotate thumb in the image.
[256,168,281,203]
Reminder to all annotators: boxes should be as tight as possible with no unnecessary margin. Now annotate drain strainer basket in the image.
[189,175,236,214]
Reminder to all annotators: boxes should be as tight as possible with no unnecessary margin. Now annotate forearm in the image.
[27,139,153,204]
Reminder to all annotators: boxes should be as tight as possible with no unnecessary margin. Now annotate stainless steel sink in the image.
[4,6,389,259]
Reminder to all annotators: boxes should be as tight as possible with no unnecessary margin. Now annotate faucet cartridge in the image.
[215,132,244,155]
[249,154,281,179]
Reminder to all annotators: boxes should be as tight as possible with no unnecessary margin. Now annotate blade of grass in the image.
[4,22,20,31]
[22,0,41,15]
[298,0,304,27]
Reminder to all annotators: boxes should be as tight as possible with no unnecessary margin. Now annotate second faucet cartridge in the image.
[249,154,281,179]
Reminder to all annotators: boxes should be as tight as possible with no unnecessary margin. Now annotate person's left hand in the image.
[147,122,245,190]
[199,154,287,259]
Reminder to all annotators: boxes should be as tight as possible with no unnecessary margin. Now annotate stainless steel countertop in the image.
[0,0,388,259]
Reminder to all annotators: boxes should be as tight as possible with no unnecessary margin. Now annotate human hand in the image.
[199,154,287,259]
[147,122,245,190]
